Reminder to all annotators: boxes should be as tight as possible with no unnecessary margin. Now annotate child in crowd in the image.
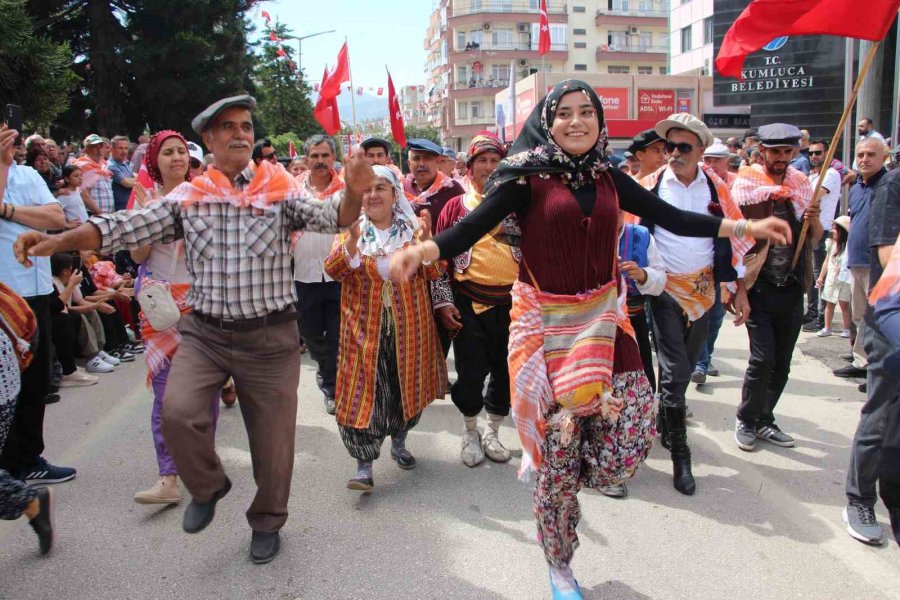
[816,216,852,338]
[56,165,102,223]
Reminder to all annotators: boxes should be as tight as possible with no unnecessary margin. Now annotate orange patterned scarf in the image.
[167,160,300,209]
[140,282,191,386]
[73,156,111,190]
[731,164,812,220]
[664,266,715,322]
[408,170,455,208]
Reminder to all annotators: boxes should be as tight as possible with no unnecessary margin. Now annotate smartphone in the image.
[4,104,23,145]
[72,255,82,271]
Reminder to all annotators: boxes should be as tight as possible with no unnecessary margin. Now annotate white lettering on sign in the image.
[730,54,815,93]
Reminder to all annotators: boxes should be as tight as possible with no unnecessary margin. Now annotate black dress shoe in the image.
[250,531,280,564]
[858,382,868,393]
[28,487,53,555]
[833,365,866,378]
[183,476,231,533]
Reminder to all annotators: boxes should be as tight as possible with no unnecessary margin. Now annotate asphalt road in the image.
[1,318,898,600]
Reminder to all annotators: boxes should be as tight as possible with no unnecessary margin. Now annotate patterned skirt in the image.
[338,308,421,461]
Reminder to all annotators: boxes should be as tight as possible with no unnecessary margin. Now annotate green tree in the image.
[26,0,133,137]
[0,0,79,130]
[269,132,301,159]
[126,0,259,141]
[253,21,320,140]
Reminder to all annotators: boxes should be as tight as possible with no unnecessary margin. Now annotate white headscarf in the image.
[357,165,419,257]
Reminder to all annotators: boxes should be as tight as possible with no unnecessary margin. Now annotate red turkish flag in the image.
[313,82,320,92]
[716,0,900,79]
[538,0,551,55]
[269,32,277,41]
[314,43,352,135]
[377,87,384,96]
[288,141,297,160]
[357,86,363,95]
[261,10,271,21]
[387,69,407,148]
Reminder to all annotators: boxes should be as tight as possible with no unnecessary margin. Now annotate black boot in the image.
[665,406,695,496]
[657,406,670,450]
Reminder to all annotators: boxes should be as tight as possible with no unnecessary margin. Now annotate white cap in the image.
[186,142,203,163]
[703,142,730,158]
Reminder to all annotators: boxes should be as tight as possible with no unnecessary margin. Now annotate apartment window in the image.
[492,28,514,48]
[456,31,466,50]
[659,66,668,74]
[639,32,652,50]
[574,28,587,36]
[531,24,567,50]
[638,66,652,74]
[471,100,483,119]
[471,0,483,9]
[458,101,468,120]
[491,63,510,82]
[573,5,586,12]
[609,31,627,49]
[491,0,512,12]
[574,64,588,71]
[704,17,713,45]
[608,65,630,74]
[611,0,630,9]
[470,30,483,47]
[530,0,540,8]
[681,25,692,53]
[574,42,587,49]
[456,65,469,85]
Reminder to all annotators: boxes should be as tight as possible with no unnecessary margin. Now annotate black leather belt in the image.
[193,309,299,332]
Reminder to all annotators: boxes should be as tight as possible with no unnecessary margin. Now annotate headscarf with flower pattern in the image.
[485,79,610,193]
[357,165,420,258]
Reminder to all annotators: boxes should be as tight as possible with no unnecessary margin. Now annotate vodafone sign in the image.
[594,87,628,120]
[637,89,676,120]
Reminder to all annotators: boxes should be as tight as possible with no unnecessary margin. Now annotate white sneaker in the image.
[86,355,115,373]
[817,328,832,337]
[840,329,852,339]
[97,350,120,366]
[59,370,99,387]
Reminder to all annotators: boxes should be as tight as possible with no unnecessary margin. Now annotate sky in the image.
[257,0,434,90]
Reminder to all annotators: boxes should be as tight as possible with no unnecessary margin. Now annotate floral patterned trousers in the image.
[534,369,656,567]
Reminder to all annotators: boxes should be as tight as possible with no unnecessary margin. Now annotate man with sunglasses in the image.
[252,139,278,166]
[640,114,749,496]
[801,139,843,333]
[732,123,821,453]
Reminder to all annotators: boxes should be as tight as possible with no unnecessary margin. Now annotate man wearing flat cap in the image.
[431,132,519,468]
[630,129,667,183]
[403,138,465,234]
[640,113,752,497]
[731,123,821,455]
[13,94,374,564]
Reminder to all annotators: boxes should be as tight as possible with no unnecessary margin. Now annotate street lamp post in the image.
[283,30,336,80]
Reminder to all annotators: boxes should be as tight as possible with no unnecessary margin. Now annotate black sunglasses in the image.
[809,150,824,156]
[664,141,695,155]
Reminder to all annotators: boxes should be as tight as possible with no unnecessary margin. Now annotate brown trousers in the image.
[162,313,301,532]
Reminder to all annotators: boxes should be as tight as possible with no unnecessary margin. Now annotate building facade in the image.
[669,0,714,75]
[425,0,674,150]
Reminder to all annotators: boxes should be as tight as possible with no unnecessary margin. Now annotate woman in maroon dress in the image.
[390,80,790,599]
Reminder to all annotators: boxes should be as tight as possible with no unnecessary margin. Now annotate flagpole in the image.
[346,36,359,139]
[791,40,882,269]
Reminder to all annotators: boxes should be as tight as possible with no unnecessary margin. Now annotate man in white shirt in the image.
[642,114,750,497]
[293,135,345,415]
[803,139,844,332]
[0,131,73,484]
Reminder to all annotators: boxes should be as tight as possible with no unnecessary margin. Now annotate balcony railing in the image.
[596,8,669,18]
[452,0,567,17]
[452,79,511,90]
[452,41,567,53]
[597,43,668,53]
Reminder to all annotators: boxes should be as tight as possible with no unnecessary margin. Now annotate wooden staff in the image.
[791,41,881,268]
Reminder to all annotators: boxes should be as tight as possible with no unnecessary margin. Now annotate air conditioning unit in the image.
[629,26,639,35]
[518,59,529,67]
[517,23,529,33]
[483,23,491,30]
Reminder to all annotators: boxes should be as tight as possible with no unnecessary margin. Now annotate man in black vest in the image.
[643,114,750,496]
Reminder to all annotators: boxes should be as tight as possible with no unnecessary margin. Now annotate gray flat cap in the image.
[758,123,802,147]
[191,95,257,135]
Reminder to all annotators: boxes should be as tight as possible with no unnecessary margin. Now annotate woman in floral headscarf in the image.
[324,165,447,493]
[391,80,791,599]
